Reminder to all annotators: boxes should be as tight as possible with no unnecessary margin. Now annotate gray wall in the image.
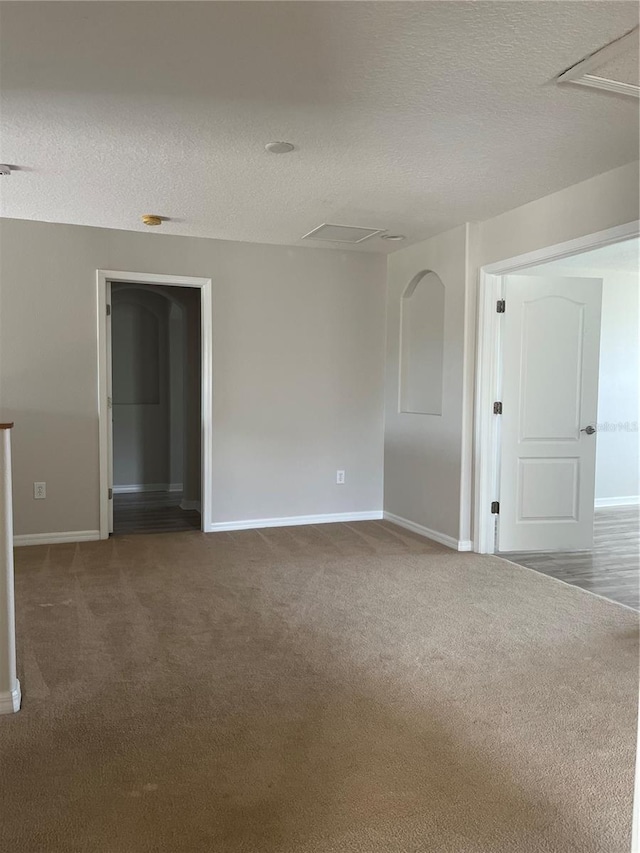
[2,161,636,542]
[0,219,386,535]
[384,225,468,541]
[383,161,639,546]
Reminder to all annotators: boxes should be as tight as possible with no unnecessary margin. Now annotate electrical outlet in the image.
[34,482,46,500]
[336,470,345,485]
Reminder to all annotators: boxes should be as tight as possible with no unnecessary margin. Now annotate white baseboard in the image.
[113,483,183,494]
[0,681,21,714]
[181,499,202,512]
[595,495,639,508]
[13,530,101,547]
[206,510,383,533]
[383,512,470,552]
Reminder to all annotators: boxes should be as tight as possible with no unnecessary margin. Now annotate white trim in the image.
[180,499,202,512]
[473,271,503,554]
[97,270,213,539]
[595,495,640,508]
[112,483,183,494]
[206,511,383,533]
[14,530,101,547]
[0,682,21,715]
[459,222,478,545]
[567,76,640,99]
[105,279,112,533]
[473,221,640,554]
[633,699,640,853]
[481,221,640,277]
[99,270,210,289]
[557,27,639,100]
[98,276,109,538]
[383,512,471,551]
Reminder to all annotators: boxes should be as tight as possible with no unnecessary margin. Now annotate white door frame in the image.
[473,220,640,554]
[97,270,213,539]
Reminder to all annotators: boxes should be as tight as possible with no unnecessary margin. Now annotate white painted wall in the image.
[596,272,639,504]
[0,220,386,536]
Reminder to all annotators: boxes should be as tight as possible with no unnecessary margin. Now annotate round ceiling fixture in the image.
[381,234,406,242]
[141,214,163,226]
[265,141,295,154]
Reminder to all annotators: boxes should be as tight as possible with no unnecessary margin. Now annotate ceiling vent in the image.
[557,27,639,99]
[301,223,385,244]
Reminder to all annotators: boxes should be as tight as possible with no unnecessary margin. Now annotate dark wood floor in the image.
[113,491,201,535]
[504,507,640,610]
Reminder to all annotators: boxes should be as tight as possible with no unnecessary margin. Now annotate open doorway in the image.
[110,283,202,534]
[474,228,639,609]
[97,270,213,538]
[498,239,639,608]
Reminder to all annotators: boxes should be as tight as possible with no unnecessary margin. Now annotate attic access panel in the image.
[301,223,385,244]
[557,27,639,99]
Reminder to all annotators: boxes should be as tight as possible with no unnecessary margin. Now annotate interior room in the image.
[110,281,203,535]
[502,239,640,609]
[0,3,638,852]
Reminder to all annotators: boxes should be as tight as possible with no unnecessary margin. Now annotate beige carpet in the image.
[2,521,637,852]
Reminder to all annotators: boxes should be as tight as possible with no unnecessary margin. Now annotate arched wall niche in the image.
[399,270,445,415]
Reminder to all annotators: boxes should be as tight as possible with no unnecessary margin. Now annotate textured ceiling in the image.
[597,43,640,86]
[0,1,638,253]
[525,237,639,274]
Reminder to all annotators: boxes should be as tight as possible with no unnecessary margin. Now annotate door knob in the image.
[580,425,596,435]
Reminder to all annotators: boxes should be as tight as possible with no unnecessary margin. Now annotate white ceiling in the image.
[525,237,640,275]
[598,43,639,86]
[0,1,638,253]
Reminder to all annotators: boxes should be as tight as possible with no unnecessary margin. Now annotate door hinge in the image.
[496,299,506,313]
[493,401,503,415]
[491,501,500,514]
[108,488,113,500]
[106,303,111,316]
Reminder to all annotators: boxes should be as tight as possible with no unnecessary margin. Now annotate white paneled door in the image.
[498,276,602,552]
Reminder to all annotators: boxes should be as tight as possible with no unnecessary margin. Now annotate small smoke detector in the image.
[302,223,385,244]
[265,141,295,154]
[0,165,11,176]
[381,234,406,242]
[141,214,163,226]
